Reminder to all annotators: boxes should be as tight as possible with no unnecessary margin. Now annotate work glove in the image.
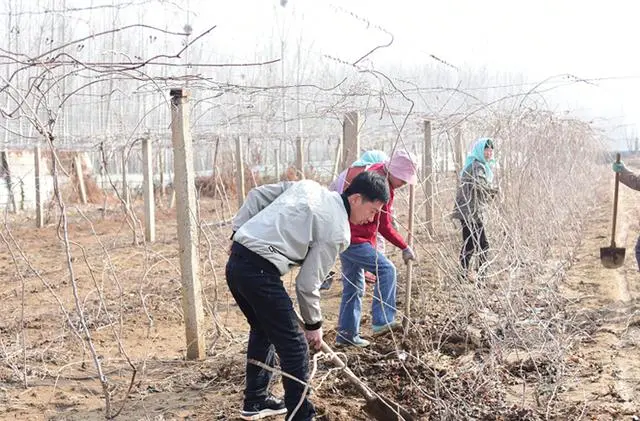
[402,246,416,264]
[304,327,323,351]
[612,161,625,173]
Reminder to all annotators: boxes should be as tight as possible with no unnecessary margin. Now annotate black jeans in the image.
[226,242,315,421]
[460,220,489,271]
[635,235,640,272]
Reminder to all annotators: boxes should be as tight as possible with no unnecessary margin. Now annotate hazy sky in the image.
[154,0,638,143]
[11,0,636,143]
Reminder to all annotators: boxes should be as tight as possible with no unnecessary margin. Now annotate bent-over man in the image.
[226,171,390,420]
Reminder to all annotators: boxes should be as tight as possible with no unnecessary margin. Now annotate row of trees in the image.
[0,1,623,418]
[2,0,619,173]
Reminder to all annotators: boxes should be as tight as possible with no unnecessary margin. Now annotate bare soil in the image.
[1,181,639,420]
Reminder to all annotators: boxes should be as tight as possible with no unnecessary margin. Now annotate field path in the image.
[560,174,640,418]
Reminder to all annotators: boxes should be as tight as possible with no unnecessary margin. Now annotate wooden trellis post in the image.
[295,135,304,179]
[34,146,44,228]
[403,184,415,332]
[423,120,434,236]
[121,149,130,206]
[170,88,205,360]
[332,140,342,179]
[454,126,464,177]
[341,112,360,172]
[74,155,87,205]
[158,147,166,200]
[142,137,155,242]
[235,136,245,207]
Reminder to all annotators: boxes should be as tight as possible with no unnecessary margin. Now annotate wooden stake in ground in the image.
[453,126,464,177]
[295,135,304,179]
[170,88,205,360]
[121,148,130,207]
[423,120,434,236]
[341,112,360,172]
[158,147,166,200]
[142,137,155,242]
[403,184,415,333]
[169,190,176,209]
[235,136,245,207]
[74,155,87,205]
[0,151,16,213]
[34,146,44,228]
[332,140,342,179]
[211,136,220,197]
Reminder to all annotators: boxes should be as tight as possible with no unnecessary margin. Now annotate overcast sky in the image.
[6,0,637,145]
[164,0,638,144]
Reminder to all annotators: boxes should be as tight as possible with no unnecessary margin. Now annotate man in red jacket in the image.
[336,149,419,347]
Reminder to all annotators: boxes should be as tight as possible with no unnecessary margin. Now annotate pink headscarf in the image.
[386,150,419,185]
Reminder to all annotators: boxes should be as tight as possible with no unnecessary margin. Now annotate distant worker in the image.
[452,137,499,282]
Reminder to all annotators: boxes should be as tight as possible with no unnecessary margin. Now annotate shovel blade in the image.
[600,247,626,269]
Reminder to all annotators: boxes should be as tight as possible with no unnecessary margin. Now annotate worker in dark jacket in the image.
[613,158,640,271]
[452,137,499,281]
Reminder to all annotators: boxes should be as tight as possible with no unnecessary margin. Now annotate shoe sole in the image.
[372,324,401,337]
[335,341,370,348]
[239,408,288,420]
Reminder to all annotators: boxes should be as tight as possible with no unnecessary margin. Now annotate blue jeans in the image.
[337,242,397,340]
[226,242,315,421]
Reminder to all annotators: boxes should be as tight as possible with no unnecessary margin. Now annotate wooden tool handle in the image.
[403,184,415,332]
[318,341,375,401]
[611,153,621,247]
[295,312,375,401]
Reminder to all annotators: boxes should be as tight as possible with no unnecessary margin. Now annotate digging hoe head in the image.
[600,246,625,269]
[363,395,417,421]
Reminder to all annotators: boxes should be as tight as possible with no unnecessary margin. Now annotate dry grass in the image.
[2,116,639,421]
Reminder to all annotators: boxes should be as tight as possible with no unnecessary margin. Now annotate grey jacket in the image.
[452,160,498,224]
[232,180,351,326]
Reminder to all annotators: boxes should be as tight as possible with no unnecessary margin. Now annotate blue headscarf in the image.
[461,137,495,182]
[351,150,388,167]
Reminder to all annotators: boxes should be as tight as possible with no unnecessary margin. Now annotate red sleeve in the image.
[377,198,407,250]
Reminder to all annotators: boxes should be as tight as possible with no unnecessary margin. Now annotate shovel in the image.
[295,314,415,421]
[600,152,626,268]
